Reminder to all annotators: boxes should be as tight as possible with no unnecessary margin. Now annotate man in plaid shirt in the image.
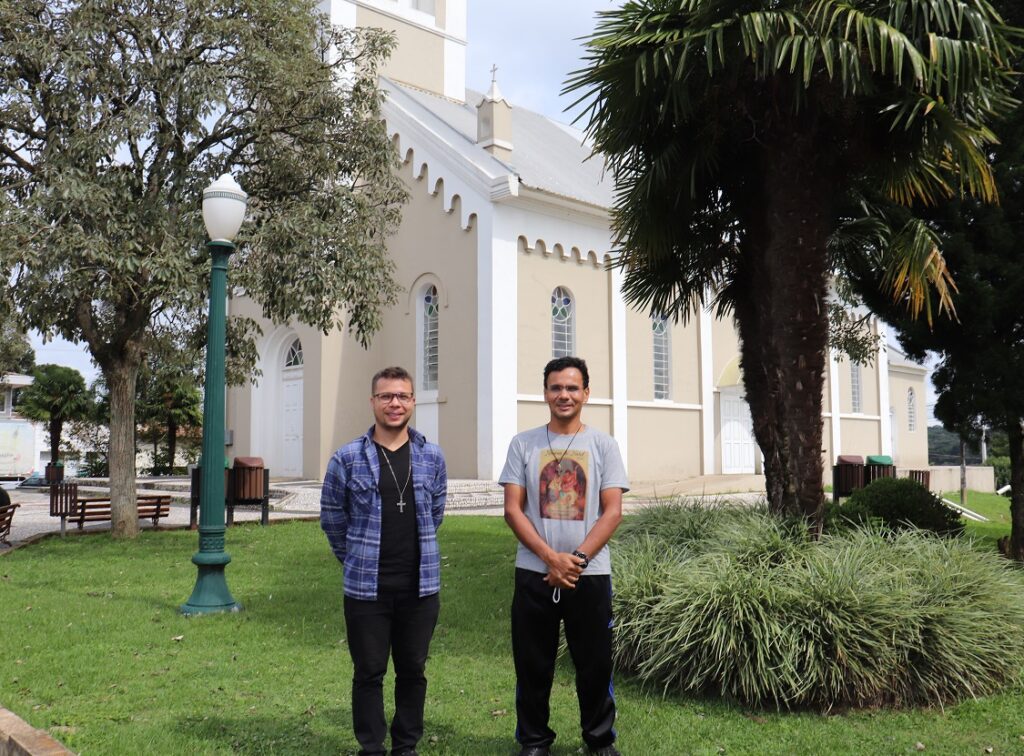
[321,366,447,756]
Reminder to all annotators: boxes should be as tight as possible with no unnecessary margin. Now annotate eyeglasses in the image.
[545,384,583,395]
[373,392,415,404]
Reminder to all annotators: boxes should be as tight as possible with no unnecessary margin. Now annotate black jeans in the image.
[511,568,617,750]
[344,590,440,755]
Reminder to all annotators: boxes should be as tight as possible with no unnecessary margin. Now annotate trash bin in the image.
[45,461,64,484]
[832,455,864,499]
[230,457,269,526]
[864,455,895,485]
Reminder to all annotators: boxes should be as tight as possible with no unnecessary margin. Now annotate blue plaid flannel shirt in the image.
[320,425,447,600]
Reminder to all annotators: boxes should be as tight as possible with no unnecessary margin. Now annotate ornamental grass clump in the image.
[613,502,1024,710]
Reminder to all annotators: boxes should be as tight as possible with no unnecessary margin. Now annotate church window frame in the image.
[850,362,862,413]
[551,286,575,358]
[421,284,439,391]
[907,388,917,432]
[652,315,671,400]
[284,338,303,369]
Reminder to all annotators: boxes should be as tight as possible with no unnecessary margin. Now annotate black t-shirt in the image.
[376,440,420,592]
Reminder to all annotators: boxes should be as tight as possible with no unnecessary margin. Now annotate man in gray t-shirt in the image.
[499,356,628,756]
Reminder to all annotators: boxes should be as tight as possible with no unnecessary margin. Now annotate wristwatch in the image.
[572,550,590,569]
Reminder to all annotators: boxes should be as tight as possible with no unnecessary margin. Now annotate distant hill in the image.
[928,426,982,465]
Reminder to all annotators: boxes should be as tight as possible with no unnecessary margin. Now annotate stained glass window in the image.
[652,315,670,400]
[422,285,439,390]
[850,362,862,413]
[907,388,916,431]
[285,338,303,368]
[551,286,575,357]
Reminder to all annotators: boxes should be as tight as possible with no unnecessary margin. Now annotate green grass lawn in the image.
[2,517,1023,755]
[947,490,1014,547]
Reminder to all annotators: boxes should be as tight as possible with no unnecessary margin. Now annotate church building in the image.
[225,0,929,482]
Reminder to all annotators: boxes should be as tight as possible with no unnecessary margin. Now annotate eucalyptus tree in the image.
[568,0,1017,528]
[0,0,406,536]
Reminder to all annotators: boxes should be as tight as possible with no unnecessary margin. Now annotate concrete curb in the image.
[0,707,73,755]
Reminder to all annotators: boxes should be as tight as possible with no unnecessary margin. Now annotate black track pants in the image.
[511,567,616,750]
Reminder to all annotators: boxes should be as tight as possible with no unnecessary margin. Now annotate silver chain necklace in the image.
[378,444,412,514]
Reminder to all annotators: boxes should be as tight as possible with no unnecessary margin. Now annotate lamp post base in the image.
[180,555,243,615]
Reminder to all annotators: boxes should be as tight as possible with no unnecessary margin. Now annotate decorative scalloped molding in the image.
[516,235,612,268]
[391,134,482,231]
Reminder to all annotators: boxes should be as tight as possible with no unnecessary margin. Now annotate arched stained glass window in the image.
[652,315,670,400]
[422,285,439,390]
[907,388,917,432]
[551,286,575,358]
[285,338,303,368]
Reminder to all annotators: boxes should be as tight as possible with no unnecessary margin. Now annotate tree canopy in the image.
[0,0,407,536]
[569,0,1018,528]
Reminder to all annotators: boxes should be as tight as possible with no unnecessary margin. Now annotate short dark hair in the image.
[543,356,589,389]
[372,366,414,393]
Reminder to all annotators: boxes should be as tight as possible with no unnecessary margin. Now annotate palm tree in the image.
[568,0,1017,529]
[17,364,93,469]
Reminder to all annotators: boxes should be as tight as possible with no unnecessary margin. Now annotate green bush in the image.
[833,477,964,536]
[988,455,1011,490]
[613,502,1024,710]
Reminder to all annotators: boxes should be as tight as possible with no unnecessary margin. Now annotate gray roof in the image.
[388,81,614,210]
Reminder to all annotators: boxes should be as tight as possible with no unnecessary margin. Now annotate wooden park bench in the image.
[908,469,931,489]
[50,482,171,534]
[0,501,19,546]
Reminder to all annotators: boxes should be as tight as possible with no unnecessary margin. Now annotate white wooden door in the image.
[281,376,303,476]
[721,392,756,474]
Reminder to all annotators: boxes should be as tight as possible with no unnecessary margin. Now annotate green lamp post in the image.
[181,173,247,616]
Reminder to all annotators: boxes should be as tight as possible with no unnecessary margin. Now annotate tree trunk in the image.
[48,418,61,463]
[739,137,832,533]
[167,418,178,473]
[107,362,140,538]
[1006,419,1024,561]
[959,438,968,509]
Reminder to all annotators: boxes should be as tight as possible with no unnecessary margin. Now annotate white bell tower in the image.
[319,0,467,101]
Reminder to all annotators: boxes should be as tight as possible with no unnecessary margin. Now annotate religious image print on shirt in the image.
[539,450,588,520]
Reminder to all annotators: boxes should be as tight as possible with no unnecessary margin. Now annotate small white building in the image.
[0,374,47,478]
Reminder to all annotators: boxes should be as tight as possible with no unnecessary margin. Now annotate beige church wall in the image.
[361,156,480,478]
[840,416,884,459]
[710,315,742,388]
[822,361,832,414]
[888,370,929,468]
[627,407,702,481]
[516,250,613,400]
[357,6,446,96]
[625,308,700,404]
[821,417,834,468]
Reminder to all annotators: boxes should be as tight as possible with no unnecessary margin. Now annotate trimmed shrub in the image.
[613,502,1024,710]
[833,477,964,536]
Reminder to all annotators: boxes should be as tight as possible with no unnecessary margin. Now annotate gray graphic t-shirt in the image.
[499,425,629,575]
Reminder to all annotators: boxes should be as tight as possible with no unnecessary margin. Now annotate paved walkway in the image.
[2,475,767,550]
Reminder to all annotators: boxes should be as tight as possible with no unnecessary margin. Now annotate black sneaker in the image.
[589,746,622,756]
[391,750,418,756]
[518,747,551,756]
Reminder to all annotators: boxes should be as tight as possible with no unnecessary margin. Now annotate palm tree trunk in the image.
[107,362,140,538]
[48,418,61,463]
[1007,419,1024,561]
[741,139,832,531]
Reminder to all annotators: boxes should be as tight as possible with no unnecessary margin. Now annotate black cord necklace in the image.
[546,423,583,468]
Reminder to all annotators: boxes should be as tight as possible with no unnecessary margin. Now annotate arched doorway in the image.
[250,328,304,478]
[280,337,304,477]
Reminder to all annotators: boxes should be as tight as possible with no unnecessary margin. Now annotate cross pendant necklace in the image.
[379,445,411,513]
